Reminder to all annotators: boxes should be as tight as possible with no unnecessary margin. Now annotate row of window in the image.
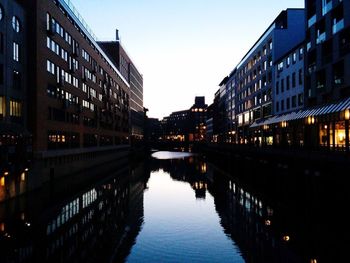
[277,47,304,72]
[47,37,68,62]
[276,69,303,95]
[47,60,79,88]
[275,93,304,113]
[47,85,79,105]
[0,96,22,117]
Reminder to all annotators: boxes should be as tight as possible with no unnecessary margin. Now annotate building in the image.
[0,0,29,160]
[188,96,207,142]
[305,0,350,106]
[275,42,305,115]
[234,9,305,143]
[162,110,189,142]
[99,30,144,144]
[22,0,130,155]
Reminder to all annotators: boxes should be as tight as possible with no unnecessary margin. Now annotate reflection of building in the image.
[99,30,144,144]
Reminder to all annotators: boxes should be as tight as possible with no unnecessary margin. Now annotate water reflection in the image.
[0,151,347,262]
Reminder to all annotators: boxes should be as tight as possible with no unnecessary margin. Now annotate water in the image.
[0,151,348,262]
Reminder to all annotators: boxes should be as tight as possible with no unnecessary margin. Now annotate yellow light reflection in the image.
[21,172,26,182]
[282,235,290,242]
[0,177,5,187]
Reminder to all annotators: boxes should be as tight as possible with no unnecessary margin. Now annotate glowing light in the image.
[24,168,29,172]
[265,220,271,226]
[345,109,350,120]
[0,177,5,187]
[4,171,8,176]
[324,125,328,129]
[0,222,4,232]
[310,259,317,263]
[338,132,345,143]
[21,172,26,182]
[282,235,290,242]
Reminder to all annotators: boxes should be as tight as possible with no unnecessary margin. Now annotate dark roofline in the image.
[219,76,229,86]
[236,8,304,70]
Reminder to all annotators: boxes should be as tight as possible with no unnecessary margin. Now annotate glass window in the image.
[0,96,5,117]
[13,42,19,62]
[10,99,22,117]
[0,5,3,21]
[12,16,20,33]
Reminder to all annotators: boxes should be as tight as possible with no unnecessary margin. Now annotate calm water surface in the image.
[0,151,347,262]
[126,152,244,263]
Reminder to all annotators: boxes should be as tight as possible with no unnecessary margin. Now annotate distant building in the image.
[99,30,144,144]
[188,96,207,142]
[146,117,162,143]
[162,110,189,142]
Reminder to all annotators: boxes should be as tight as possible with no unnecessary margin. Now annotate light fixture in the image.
[345,109,350,120]
[282,235,290,242]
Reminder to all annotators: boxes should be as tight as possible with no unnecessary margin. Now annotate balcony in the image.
[316,32,326,44]
[308,14,316,28]
[322,1,333,16]
[333,19,344,35]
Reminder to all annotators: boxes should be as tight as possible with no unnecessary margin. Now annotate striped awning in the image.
[250,97,350,128]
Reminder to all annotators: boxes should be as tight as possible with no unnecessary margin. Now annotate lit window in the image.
[13,42,19,61]
[12,16,20,33]
[10,99,22,117]
[0,5,3,21]
[0,96,5,117]
[0,177,4,187]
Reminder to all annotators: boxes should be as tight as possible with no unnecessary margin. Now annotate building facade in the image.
[99,31,144,143]
[234,9,305,143]
[275,42,305,115]
[23,0,130,154]
[162,110,189,142]
[305,0,350,106]
[0,0,28,156]
[188,96,207,142]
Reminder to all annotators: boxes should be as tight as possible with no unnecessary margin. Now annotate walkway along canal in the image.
[0,151,348,262]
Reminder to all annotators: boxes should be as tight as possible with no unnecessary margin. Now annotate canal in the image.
[0,151,348,262]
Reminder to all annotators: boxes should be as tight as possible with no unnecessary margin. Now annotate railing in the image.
[59,0,98,41]
[316,32,326,44]
[322,1,333,16]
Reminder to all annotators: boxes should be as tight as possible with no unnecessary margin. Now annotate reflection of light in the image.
[201,163,207,173]
[282,235,290,242]
[310,259,317,263]
[0,177,5,187]
[21,172,26,181]
[338,132,345,143]
[265,220,271,226]
[25,222,31,227]
[25,168,29,172]
[0,222,5,232]
[4,171,8,176]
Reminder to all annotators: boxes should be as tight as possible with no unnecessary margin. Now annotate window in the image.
[281,100,285,111]
[299,47,303,60]
[287,57,290,67]
[0,33,3,53]
[47,60,55,74]
[12,16,20,33]
[292,72,296,88]
[293,52,297,63]
[286,76,290,90]
[299,69,303,85]
[0,96,5,117]
[0,5,3,21]
[0,64,3,85]
[269,40,273,50]
[276,81,279,95]
[292,95,297,108]
[276,101,279,112]
[281,78,284,92]
[10,99,22,117]
[13,42,19,62]
[286,98,290,109]
[13,71,21,89]
[298,93,303,106]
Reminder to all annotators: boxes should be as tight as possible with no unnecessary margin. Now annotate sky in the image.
[71,0,304,119]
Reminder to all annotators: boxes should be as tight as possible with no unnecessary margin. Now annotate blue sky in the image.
[72,0,304,119]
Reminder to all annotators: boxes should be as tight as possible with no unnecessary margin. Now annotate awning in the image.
[250,97,350,128]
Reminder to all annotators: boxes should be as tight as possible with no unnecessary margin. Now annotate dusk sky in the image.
[72,0,304,119]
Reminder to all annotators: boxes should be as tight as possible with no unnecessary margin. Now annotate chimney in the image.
[116,29,120,41]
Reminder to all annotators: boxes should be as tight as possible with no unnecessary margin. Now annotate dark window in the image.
[276,81,279,95]
[0,64,3,85]
[281,100,285,111]
[292,72,296,88]
[299,69,303,85]
[0,32,3,53]
[281,78,284,92]
[276,101,279,112]
[292,95,297,108]
[13,71,21,89]
[298,93,303,106]
[286,76,290,90]
[286,98,290,109]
